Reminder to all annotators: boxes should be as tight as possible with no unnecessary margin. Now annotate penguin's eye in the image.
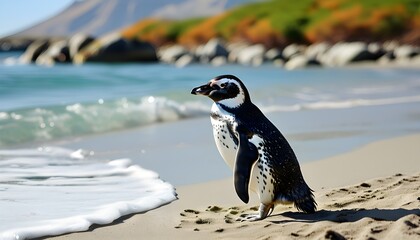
[220,83,226,88]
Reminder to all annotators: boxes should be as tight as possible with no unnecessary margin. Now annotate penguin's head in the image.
[191,75,250,109]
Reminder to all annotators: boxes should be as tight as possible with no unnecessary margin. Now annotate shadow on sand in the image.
[270,208,420,224]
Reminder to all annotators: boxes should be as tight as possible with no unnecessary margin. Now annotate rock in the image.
[377,52,395,65]
[282,44,304,60]
[285,54,321,70]
[158,45,189,64]
[175,54,195,67]
[264,48,283,61]
[273,58,285,67]
[74,33,157,63]
[383,41,399,52]
[226,42,250,63]
[320,42,381,66]
[196,38,228,63]
[393,45,419,59]
[378,44,420,65]
[305,42,330,60]
[68,33,95,59]
[211,56,227,66]
[367,42,382,55]
[36,40,71,65]
[0,39,32,52]
[19,40,50,63]
[236,44,266,66]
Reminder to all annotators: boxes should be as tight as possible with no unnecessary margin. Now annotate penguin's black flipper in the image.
[234,126,259,204]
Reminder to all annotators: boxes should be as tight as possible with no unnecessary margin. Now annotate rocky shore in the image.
[12,33,157,66]
[159,39,420,69]
[3,35,420,69]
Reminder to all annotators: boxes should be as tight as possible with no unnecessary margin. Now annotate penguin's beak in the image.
[191,83,213,96]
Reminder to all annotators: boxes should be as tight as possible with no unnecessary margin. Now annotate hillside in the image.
[10,0,255,38]
[122,0,420,47]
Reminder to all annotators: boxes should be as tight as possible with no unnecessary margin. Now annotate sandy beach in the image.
[39,114,420,240]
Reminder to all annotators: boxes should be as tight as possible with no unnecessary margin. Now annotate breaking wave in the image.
[0,96,209,147]
[2,94,420,147]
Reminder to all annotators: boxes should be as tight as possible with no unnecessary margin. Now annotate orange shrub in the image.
[121,19,160,39]
[306,5,358,42]
[139,24,171,46]
[315,0,344,11]
[241,19,284,47]
[178,14,225,46]
[305,3,414,44]
[225,16,257,41]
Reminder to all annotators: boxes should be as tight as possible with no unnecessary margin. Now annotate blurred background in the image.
[1,0,419,66]
[1,1,420,238]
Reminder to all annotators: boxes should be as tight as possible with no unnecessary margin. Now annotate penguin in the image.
[191,74,316,220]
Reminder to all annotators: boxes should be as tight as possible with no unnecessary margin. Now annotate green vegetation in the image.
[122,0,420,47]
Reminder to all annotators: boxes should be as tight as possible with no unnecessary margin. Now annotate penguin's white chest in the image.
[210,103,276,204]
[210,104,238,169]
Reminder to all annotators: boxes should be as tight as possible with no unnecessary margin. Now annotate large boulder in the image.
[19,40,50,63]
[195,38,228,63]
[36,40,71,65]
[236,44,266,66]
[74,33,157,63]
[305,42,331,60]
[264,48,283,60]
[226,42,250,63]
[282,44,305,60]
[320,42,383,66]
[0,39,32,52]
[68,33,95,59]
[175,54,196,68]
[285,55,321,70]
[210,56,227,66]
[393,45,419,59]
[158,45,189,64]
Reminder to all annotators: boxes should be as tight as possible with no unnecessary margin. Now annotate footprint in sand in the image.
[176,205,260,232]
[176,173,420,239]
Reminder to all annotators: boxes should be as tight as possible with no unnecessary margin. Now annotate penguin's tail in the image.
[294,189,317,214]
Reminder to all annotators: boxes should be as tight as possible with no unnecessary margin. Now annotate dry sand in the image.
[45,134,420,240]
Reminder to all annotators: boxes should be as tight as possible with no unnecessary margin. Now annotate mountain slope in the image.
[10,0,255,38]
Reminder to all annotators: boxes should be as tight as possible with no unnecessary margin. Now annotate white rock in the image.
[282,44,304,59]
[159,45,189,63]
[196,38,228,63]
[175,54,195,68]
[236,44,266,65]
[320,42,368,66]
[211,56,227,66]
[285,55,320,70]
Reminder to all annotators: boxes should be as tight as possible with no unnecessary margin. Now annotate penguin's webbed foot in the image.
[237,203,274,222]
[239,214,264,222]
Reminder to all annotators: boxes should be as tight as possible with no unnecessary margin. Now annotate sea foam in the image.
[0,147,177,240]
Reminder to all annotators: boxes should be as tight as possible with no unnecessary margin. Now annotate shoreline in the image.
[27,107,420,186]
[44,133,420,240]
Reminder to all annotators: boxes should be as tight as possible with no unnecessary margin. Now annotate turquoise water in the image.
[2,56,420,147]
[1,52,420,239]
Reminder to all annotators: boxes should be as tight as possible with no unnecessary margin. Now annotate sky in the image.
[0,0,74,37]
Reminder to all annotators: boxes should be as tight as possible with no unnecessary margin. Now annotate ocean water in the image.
[1,52,420,239]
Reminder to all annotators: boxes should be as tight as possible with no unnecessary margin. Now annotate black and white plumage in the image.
[191,74,316,220]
